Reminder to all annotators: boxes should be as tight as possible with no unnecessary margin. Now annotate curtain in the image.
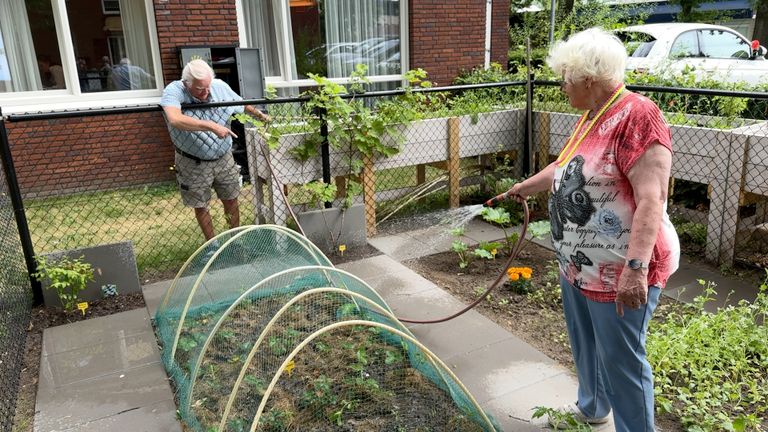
[324,0,400,78]
[118,0,153,89]
[242,0,297,82]
[0,0,41,92]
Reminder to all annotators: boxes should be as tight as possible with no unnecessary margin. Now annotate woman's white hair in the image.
[546,27,627,84]
[181,59,215,84]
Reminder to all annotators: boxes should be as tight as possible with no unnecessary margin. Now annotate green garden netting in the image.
[154,225,500,432]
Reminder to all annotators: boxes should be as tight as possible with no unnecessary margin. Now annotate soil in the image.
[401,239,767,432]
[170,289,487,432]
[12,293,147,432]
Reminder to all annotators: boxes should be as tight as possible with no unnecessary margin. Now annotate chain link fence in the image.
[0,119,32,432]
[1,80,767,286]
[532,81,768,268]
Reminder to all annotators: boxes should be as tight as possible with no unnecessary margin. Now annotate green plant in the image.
[473,241,502,261]
[647,276,768,431]
[532,406,592,431]
[33,255,94,312]
[479,206,515,254]
[527,260,562,308]
[450,227,472,269]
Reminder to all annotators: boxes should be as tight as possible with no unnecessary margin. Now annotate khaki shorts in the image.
[175,151,241,208]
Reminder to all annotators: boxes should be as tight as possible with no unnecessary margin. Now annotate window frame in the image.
[1,0,164,114]
[669,30,701,59]
[235,0,409,90]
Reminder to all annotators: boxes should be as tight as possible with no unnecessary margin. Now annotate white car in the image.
[615,23,768,86]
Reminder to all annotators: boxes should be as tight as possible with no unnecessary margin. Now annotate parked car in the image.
[615,23,768,86]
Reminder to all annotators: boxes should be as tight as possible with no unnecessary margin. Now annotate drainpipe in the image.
[485,0,492,68]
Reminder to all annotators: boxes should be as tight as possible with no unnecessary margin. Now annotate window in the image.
[102,0,120,15]
[616,31,656,58]
[0,0,161,105]
[670,31,699,59]
[240,0,405,88]
[698,29,751,59]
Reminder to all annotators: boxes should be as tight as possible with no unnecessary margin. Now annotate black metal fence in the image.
[0,114,32,432]
[1,79,768,429]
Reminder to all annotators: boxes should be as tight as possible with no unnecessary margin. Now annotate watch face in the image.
[628,259,645,269]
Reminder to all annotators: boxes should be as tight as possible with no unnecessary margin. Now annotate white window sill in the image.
[1,91,163,116]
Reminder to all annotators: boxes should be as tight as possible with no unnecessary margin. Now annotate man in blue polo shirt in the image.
[160,59,269,241]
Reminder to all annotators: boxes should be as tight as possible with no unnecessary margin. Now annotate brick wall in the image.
[409,0,510,86]
[492,0,511,66]
[6,113,174,198]
[153,0,240,84]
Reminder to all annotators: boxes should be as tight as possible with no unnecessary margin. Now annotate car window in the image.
[698,29,751,59]
[670,31,699,58]
[616,31,656,58]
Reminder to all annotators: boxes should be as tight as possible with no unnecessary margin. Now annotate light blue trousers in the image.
[560,276,660,432]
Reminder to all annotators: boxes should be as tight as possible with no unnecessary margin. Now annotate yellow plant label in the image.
[284,360,295,376]
[77,302,89,316]
[339,244,346,256]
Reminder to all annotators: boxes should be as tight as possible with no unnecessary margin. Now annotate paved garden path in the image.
[33,218,758,431]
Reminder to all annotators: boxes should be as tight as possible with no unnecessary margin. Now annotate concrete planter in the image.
[296,204,367,254]
[39,241,141,308]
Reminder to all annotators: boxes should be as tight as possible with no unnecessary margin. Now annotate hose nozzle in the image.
[485,191,511,207]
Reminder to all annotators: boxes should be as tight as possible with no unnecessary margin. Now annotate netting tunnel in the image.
[154,225,499,432]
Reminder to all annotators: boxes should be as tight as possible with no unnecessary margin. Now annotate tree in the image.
[753,0,768,49]
[668,0,704,22]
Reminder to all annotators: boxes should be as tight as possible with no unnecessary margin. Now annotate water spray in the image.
[257,126,529,325]
[397,196,528,324]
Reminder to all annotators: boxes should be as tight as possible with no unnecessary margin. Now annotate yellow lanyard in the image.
[556,84,626,167]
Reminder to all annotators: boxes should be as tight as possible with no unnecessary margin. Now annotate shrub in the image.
[33,255,94,312]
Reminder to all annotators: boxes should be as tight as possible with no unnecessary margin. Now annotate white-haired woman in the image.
[499,28,680,430]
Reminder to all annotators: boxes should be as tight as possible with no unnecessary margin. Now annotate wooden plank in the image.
[448,117,461,208]
[362,155,377,237]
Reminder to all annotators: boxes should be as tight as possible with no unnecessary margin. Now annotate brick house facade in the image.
[6,0,510,197]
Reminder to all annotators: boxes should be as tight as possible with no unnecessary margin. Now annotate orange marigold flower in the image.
[510,273,520,281]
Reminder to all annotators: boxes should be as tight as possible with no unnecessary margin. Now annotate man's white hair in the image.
[182,59,215,84]
[546,27,627,84]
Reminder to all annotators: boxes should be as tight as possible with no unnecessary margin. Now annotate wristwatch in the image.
[626,259,648,270]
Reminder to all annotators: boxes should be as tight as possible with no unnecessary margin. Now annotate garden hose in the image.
[397,199,529,324]
[258,121,530,325]
[256,122,307,238]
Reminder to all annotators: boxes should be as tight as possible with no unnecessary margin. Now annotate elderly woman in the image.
[502,28,680,430]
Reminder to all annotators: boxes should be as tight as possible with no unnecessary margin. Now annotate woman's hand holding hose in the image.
[486,182,529,206]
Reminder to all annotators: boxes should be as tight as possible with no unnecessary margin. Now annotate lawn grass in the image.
[25,183,261,279]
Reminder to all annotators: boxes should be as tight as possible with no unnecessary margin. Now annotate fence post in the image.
[0,110,43,305]
[448,117,461,208]
[524,73,534,177]
[317,107,332,209]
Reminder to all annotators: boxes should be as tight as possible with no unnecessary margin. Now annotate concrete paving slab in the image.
[42,309,151,355]
[39,331,159,387]
[35,363,173,432]
[442,336,566,404]
[142,279,172,317]
[665,257,761,312]
[368,233,442,260]
[484,371,583,425]
[59,399,181,432]
[408,310,519,360]
[35,305,183,432]
[337,254,413,280]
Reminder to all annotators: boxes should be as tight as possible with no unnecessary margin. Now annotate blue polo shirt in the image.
[160,79,244,160]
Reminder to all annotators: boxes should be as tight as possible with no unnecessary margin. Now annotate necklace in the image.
[556,83,626,167]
